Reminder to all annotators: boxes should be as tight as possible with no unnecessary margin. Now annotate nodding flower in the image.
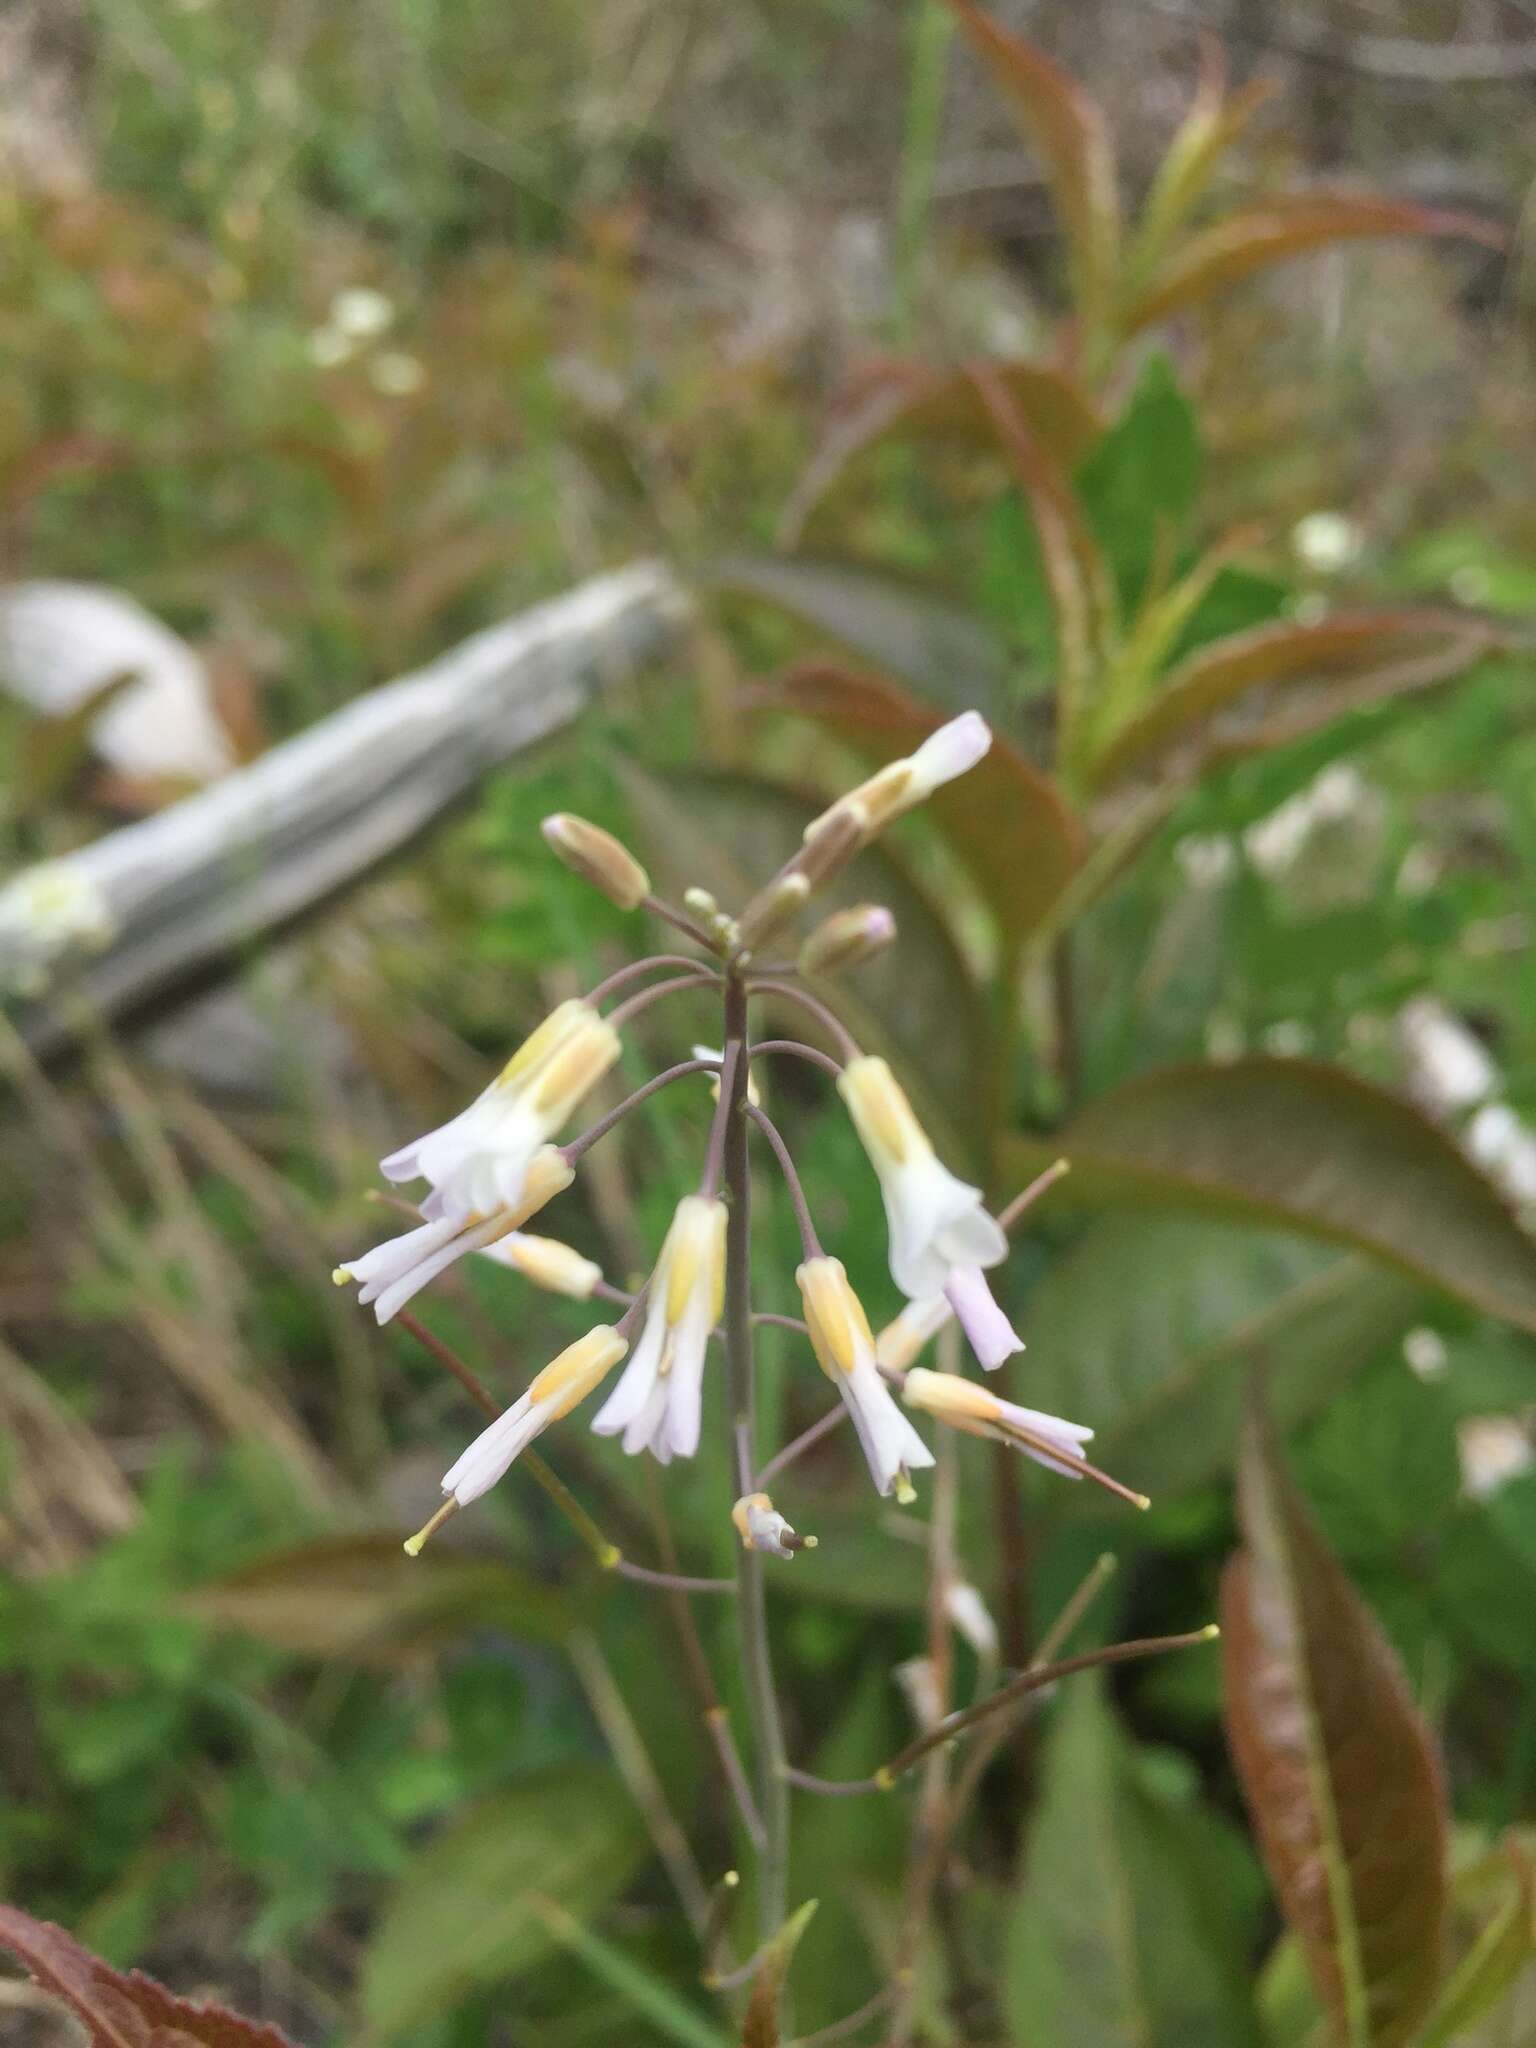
[876,1273,1025,1375]
[903,1368,1148,1509]
[481,1231,603,1300]
[796,1255,935,1502]
[838,1056,1023,1369]
[380,998,618,1221]
[334,1146,574,1324]
[803,712,992,844]
[591,1196,726,1463]
[440,1326,628,1508]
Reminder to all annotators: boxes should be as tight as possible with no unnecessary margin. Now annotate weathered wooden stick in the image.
[0,560,691,1055]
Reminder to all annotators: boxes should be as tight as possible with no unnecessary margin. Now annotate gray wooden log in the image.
[1,560,692,1056]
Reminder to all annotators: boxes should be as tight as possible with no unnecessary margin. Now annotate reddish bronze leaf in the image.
[0,1904,300,2047]
[1124,193,1504,334]
[777,356,1100,547]
[1010,1055,1536,1332]
[1088,608,1497,794]
[1222,1398,1448,2046]
[945,0,1122,336]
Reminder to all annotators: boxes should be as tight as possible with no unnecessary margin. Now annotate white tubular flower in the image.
[481,1231,602,1300]
[732,1492,812,1560]
[382,999,619,1220]
[797,1256,935,1502]
[804,712,991,843]
[903,1368,1101,1484]
[440,1326,628,1506]
[838,1055,1007,1299]
[334,1148,574,1324]
[591,1196,726,1463]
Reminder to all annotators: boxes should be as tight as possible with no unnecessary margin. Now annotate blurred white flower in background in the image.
[1457,1416,1534,1501]
[1292,511,1364,575]
[329,287,395,338]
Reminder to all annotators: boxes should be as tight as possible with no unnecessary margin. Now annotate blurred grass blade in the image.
[944,0,1122,348]
[1007,1056,1536,1332]
[1006,1676,1263,2045]
[0,1903,298,2046]
[741,1900,818,2048]
[530,1896,733,2048]
[187,1533,582,1665]
[710,553,1011,717]
[1124,194,1503,334]
[360,1767,644,2037]
[1021,1217,1422,1507]
[1088,609,1496,793]
[777,360,1101,548]
[766,660,1084,946]
[1222,1391,1448,2046]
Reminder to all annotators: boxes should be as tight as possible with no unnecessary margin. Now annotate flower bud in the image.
[541,813,650,912]
[803,713,992,845]
[488,1232,603,1299]
[798,903,896,978]
[735,871,812,953]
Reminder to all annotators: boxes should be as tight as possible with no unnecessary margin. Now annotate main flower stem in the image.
[721,973,790,1941]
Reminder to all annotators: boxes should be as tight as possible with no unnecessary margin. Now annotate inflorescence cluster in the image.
[333,713,1147,1561]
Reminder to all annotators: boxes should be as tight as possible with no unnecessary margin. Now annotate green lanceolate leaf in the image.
[1415,1836,1536,2048]
[1006,1677,1262,2047]
[359,1766,645,2037]
[764,661,1084,946]
[187,1533,581,1665]
[741,1901,818,2048]
[0,1902,299,2047]
[1075,351,1201,617]
[1222,1393,1448,2047]
[1007,1056,1536,1333]
[1021,1216,1423,1507]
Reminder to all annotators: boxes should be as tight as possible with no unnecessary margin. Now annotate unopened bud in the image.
[799,903,896,978]
[542,814,650,912]
[486,1232,603,1300]
[736,871,812,954]
[732,1491,815,1560]
[683,886,719,922]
